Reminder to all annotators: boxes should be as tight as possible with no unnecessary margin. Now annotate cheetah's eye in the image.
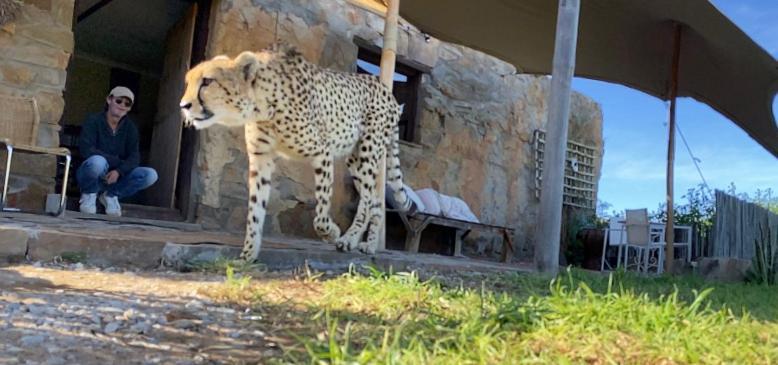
[201,78,214,87]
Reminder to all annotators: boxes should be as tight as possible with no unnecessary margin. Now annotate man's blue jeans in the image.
[76,155,158,199]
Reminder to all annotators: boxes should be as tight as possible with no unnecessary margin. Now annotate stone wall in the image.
[194,0,603,260]
[0,0,74,211]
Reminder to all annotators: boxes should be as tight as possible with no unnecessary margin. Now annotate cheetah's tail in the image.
[386,104,412,213]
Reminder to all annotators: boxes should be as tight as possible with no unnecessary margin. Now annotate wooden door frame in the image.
[176,0,212,221]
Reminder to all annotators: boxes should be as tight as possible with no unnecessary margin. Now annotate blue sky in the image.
[571,0,778,215]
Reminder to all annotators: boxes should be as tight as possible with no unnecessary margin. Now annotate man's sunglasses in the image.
[113,97,133,107]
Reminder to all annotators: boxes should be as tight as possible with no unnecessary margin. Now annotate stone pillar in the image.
[0,0,75,210]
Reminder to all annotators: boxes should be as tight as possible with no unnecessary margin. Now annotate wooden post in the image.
[665,24,682,274]
[535,0,580,274]
[376,0,399,251]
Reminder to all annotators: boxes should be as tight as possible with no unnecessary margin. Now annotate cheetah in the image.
[179,43,412,262]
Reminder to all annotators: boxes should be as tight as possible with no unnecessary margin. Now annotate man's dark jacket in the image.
[79,112,140,176]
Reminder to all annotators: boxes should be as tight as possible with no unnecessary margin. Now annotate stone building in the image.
[0,0,602,261]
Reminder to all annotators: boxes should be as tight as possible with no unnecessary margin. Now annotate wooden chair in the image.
[0,93,71,215]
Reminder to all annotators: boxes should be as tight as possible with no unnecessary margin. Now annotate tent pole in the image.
[535,0,580,274]
[377,0,399,251]
[665,23,682,274]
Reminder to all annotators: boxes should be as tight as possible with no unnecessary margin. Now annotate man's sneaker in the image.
[99,193,122,217]
[79,193,97,214]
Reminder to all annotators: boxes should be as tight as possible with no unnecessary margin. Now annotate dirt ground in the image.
[0,263,282,365]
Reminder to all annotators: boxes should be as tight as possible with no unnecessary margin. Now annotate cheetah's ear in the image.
[269,42,303,62]
[235,51,259,82]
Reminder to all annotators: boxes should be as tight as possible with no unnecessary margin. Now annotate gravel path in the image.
[0,263,278,365]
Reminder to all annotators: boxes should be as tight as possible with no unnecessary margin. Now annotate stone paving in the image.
[0,212,532,364]
[0,263,277,365]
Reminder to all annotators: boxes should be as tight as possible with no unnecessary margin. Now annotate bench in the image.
[390,210,515,263]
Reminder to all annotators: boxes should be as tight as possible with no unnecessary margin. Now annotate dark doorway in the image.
[61,0,210,220]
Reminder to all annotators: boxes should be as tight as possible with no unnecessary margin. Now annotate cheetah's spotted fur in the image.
[179,44,411,261]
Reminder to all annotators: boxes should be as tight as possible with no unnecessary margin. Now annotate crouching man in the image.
[77,86,158,216]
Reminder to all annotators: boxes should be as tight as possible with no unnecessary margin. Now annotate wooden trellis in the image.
[533,129,598,209]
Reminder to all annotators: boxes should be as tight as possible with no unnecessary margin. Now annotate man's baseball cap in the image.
[108,86,134,103]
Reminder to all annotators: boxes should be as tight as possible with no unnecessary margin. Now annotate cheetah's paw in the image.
[358,240,377,255]
[334,235,359,252]
[315,222,341,243]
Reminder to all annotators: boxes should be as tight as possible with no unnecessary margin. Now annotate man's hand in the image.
[105,170,120,185]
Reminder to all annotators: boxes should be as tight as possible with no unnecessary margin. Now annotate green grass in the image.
[57,251,87,263]
[203,267,778,364]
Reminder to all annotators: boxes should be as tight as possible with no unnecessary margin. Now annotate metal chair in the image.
[0,93,71,216]
[624,208,665,274]
[600,219,627,271]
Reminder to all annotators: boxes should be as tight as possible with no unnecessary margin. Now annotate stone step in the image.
[158,242,522,274]
[0,213,532,274]
[0,225,168,268]
[160,242,376,272]
[65,197,186,222]
[66,210,202,231]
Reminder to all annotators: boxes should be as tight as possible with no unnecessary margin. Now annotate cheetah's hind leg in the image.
[335,150,375,252]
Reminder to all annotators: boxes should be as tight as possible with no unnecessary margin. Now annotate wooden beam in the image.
[379,0,399,88]
[376,0,399,251]
[77,0,116,24]
[535,0,581,274]
[665,23,682,274]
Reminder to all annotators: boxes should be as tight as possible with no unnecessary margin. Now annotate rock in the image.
[44,358,66,365]
[104,321,122,334]
[107,300,126,308]
[160,243,240,269]
[20,334,46,346]
[7,303,21,312]
[122,309,136,321]
[90,314,102,325]
[28,305,46,316]
[170,319,197,330]
[165,309,199,322]
[210,307,235,315]
[698,257,752,282]
[129,321,152,334]
[184,299,205,310]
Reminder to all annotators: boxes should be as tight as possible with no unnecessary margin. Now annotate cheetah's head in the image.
[180,49,282,130]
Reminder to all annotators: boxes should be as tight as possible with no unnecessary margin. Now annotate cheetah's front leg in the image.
[311,148,341,243]
[240,128,277,262]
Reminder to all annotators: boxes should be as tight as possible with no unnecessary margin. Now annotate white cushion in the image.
[416,188,441,216]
